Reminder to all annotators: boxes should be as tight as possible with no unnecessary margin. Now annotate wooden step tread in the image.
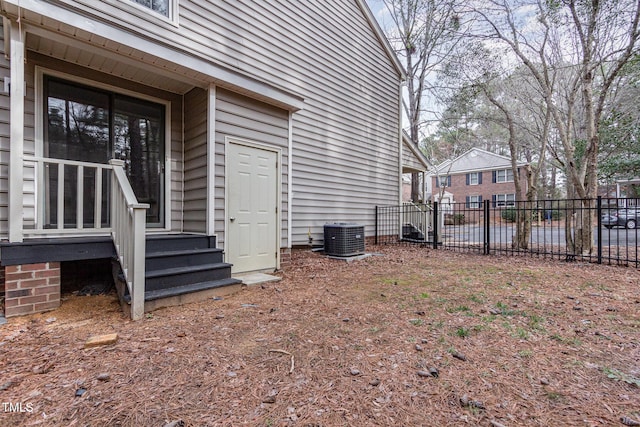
[123,278,242,303]
[145,262,232,279]
[145,247,223,258]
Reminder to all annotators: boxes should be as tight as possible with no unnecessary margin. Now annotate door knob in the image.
[230,217,236,222]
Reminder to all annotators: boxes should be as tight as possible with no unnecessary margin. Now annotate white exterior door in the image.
[227,142,278,273]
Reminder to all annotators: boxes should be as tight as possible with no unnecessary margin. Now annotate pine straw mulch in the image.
[1,246,640,427]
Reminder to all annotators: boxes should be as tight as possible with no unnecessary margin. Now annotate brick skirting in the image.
[4,262,61,317]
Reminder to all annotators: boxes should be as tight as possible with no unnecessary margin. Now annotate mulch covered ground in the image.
[1,246,639,426]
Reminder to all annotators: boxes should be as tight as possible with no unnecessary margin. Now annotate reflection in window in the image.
[131,0,169,17]
[494,193,516,207]
[496,169,514,183]
[45,77,165,228]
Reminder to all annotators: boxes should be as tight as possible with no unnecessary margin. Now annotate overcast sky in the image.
[365,0,391,31]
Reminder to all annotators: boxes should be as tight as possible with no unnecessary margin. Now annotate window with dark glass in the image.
[492,193,516,207]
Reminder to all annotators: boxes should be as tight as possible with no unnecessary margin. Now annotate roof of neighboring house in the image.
[402,131,430,173]
[616,177,640,185]
[433,148,527,175]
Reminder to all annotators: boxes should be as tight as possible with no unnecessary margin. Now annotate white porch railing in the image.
[109,159,148,321]
[24,156,114,235]
[402,202,433,238]
[23,156,148,320]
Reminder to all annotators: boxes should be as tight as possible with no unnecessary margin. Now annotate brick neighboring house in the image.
[431,148,527,209]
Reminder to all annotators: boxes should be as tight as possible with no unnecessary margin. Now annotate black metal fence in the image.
[375,198,639,268]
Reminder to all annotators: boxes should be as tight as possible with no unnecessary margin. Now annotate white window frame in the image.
[469,195,481,209]
[469,172,480,185]
[124,0,179,25]
[438,175,451,187]
[495,193,516,207]
[34,66,173,233]
[496,169,514,183]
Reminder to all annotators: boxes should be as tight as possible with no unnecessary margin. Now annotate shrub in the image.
[501,208,517,222]
[445,213,465,225]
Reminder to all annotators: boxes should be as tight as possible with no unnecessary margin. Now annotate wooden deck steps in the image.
[114,234,242,315]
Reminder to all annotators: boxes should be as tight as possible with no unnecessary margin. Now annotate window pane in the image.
[114,96,165,224]
[132,0,169,16]
[46,80,110,228]
[46,80,110,163]
[45,78,165,228]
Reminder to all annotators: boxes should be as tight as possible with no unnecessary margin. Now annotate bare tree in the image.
[466,0,640,255]
[441,42,551,249]
[380,0,464,202]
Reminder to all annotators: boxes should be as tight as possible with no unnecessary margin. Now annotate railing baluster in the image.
[77,165,84,229]
[95,167,103,229]
[57,163,64,230]
[36,159,45,231]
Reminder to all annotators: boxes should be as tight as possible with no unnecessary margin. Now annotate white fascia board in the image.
[401,132,430,171]
[355,0,406,80]
[1,0,305,111]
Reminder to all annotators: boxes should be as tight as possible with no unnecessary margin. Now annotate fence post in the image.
[484,199,490,255]
[375,206,378,245]
[432,201,439,249]
[596,196,602,264]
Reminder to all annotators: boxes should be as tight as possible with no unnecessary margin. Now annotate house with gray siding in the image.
[0,0,406,319]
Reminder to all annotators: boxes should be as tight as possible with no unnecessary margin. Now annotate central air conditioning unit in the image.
[324,223,365,257]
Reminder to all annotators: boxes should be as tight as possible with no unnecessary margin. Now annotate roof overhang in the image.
[402,132,430,173]
[0,0,305,111]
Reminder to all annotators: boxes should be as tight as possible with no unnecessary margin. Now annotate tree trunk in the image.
[411,173,421,202]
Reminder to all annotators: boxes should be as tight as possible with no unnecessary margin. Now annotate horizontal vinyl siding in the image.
[183,87,208,233]
[215,88,289,248]
[12,1,402,244]
[0,22,9,238]
[181,0,402,244]
[284,2,400,244]
[169,98,183,232]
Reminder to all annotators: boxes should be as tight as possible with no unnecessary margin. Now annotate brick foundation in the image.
[4,262,61,318]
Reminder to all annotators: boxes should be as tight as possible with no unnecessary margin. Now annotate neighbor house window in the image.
[466,195,482,209]
[493,194,516,207]
[436,175,452,187]
[466,172,482,185]
[493,169,514,183]
[130,0,171,18]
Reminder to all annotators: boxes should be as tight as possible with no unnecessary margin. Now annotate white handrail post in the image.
[109,159,148,321]
[131,206,146,320]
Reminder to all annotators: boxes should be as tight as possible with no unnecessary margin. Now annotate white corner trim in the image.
[8,20,25,242]
[207,84,216,236]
